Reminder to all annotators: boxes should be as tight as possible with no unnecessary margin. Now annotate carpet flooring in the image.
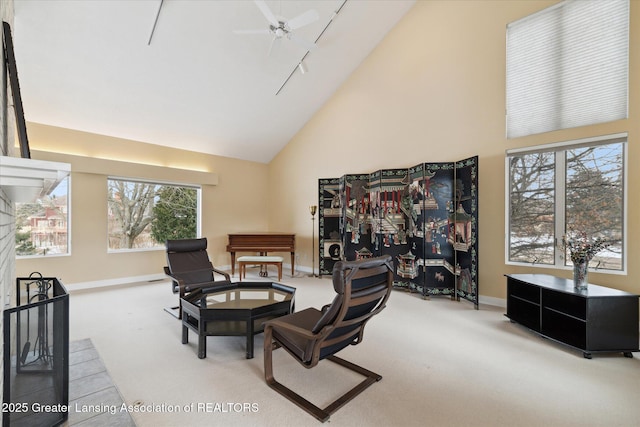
[65,269,640,426]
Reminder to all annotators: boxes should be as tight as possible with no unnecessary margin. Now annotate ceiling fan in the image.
[234,0,320,55]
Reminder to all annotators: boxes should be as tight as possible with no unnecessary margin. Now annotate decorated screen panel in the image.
[318,155,478,309]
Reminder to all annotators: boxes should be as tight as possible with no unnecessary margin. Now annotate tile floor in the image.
[66,339,135,426]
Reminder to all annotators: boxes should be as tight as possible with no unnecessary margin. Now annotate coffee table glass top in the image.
[196,287,292,310]
[181,283,295,359]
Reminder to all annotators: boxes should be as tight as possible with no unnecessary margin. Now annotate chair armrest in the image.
[164,270,185,283]
[211,267,231,281]
[265,319,317,340]
[164,272,228,297]
[264,308,321,340]
[164,269,186,293]
[165,268,230,289]
[178,279,232,293]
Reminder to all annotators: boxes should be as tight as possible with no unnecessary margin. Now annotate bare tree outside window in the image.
[565,145,623,270]
[507,139,624,271]
[508,152,555,264]
[107,178,199,250]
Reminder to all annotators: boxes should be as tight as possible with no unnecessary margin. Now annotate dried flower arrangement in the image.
[561,231,611,265]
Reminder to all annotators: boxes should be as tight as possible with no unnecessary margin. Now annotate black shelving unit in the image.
[505,274,639,359]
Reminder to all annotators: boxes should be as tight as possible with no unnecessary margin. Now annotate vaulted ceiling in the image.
[13,0,415,163]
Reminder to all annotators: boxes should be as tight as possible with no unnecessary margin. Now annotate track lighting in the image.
[275,0,348,95]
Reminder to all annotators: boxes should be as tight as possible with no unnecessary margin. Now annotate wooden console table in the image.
[505,274,639,359]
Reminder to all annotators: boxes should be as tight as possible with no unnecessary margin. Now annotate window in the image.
[506,0,629,138]
[506,135,625,272]
[107,178,200,251]
[16,176,70,257]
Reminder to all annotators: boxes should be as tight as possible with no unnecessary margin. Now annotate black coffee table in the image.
[180,282,295,359]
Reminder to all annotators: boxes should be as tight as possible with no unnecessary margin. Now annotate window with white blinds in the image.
[506,0,629,139]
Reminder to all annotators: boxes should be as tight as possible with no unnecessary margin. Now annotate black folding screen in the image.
[319,156,478,308]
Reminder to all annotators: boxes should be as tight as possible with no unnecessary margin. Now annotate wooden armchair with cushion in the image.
[263,255,394,422]
[163,238,231,318]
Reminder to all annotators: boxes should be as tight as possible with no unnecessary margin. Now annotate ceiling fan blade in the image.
[254,0,279,27]
[287,9,319,30]
[233,29,271,35]
[268,36,282,57]
[287,32,316,51]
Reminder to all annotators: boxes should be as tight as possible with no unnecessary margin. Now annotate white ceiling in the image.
[13,0,415,163]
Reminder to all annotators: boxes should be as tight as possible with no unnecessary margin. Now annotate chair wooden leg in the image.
[323,355,381,415]
[177,287,184,320]
[264,327,381,423]
[264,327,330,422]
[263,326,276,383]
[268,376,331,422]
[163,305,180,319]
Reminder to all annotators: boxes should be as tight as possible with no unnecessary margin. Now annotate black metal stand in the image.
[309,205,317,277]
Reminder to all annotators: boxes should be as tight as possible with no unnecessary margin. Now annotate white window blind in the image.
[506,0,629,138]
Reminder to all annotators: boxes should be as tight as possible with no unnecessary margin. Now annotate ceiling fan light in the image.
[298,62,308,74]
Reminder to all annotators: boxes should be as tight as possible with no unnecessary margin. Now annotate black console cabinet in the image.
[505,274,639,358]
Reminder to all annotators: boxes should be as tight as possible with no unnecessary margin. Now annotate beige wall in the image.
[15,1,640,301]
[16,123,270,285]
[269,0,640,300]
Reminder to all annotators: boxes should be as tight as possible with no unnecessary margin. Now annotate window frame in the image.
[106,176,202,253]
[505,133,627,275]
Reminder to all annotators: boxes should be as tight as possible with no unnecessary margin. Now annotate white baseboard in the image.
[64,267,507,311]
[479,295,506,308]
[66,273,169,292]
[64,263,305,292]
